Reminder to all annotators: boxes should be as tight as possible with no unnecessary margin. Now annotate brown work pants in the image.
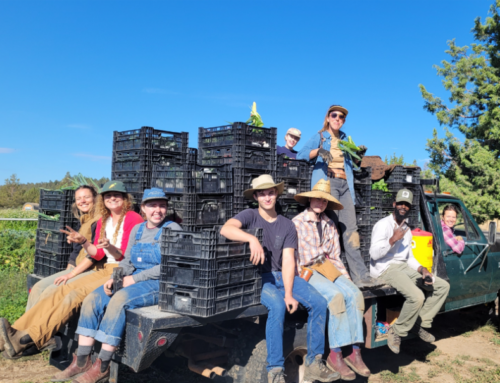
[13,264,117,348]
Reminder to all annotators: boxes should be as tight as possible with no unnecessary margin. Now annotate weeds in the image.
[0,269,29,322]
[380,367,421,382]
[459,354,472,361]
[0,208,38,231]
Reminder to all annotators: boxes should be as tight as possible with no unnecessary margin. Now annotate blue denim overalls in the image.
[76,221,171,347]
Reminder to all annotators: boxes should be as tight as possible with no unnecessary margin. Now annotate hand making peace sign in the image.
[59,226,86,244]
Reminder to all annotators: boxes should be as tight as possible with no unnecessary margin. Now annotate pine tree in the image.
[419,1,500,224]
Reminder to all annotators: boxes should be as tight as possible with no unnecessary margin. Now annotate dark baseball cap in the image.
[100,180,127,194]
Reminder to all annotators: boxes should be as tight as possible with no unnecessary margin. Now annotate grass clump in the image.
[380,367,421,382]
[0,269,28,323]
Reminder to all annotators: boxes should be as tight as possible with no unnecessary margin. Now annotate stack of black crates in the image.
[158,228,263,317]
[111,126,196,205]
[34,189,80,277]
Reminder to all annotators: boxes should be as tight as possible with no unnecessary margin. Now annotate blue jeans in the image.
[76,280,159,347]
[260,271,328,371]
[309,273,365,348]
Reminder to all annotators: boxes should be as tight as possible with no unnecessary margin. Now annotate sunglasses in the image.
[329,112,346,120]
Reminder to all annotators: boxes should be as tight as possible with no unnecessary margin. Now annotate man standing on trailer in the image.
[221,174,338,383]
[277,128,301,159]
[369,189,450,354]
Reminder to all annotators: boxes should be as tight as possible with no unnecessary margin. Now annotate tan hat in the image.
[286,128,301,138]
[294,179,344,210]
[243,174,284,200]
[327,105,349,117]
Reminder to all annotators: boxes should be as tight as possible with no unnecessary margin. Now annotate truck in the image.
[26,180,500,383]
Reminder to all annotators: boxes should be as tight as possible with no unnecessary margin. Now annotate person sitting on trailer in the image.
[51,188,181,383]
[292,179,371,380]
[276,128,301,159]
[369,189,450,354]
[441,204,465,254]
[220,174,338,383]
[0,181,144,359]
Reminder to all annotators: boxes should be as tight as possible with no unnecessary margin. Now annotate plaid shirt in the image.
[292,209,349,279]
[441,220,465,254]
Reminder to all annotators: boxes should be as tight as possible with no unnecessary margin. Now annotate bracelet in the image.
[80,238,87,245]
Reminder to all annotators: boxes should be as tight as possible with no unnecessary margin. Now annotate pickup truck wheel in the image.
[218,323,308,383]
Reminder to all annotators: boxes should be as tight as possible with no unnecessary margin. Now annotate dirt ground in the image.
[1,305,499,383]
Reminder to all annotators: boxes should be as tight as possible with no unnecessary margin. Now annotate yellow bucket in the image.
[411,229,433,272]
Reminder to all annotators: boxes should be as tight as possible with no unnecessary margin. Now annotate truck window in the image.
[438,201,480,244]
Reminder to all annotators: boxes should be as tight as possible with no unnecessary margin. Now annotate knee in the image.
[346,231,360,249]
[107,290,130,312]
[328,293,346,316]
[354,290,365,311]
[261,289,286,319]
[410,290,425,308]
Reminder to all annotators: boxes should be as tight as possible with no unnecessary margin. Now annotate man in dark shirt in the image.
[221,174,338,383]
[276,128,301,159]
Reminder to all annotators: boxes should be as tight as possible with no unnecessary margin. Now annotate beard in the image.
[394,206,409,221]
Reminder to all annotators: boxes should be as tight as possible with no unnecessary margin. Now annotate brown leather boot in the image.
[326,350,355,381]
[51,353,92,382]
[0,318,9,352]
[344,348,371,377]
[73,358,110,383]
[0,319,33,358]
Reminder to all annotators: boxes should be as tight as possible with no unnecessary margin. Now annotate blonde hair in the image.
[71,185,98,222]
[96,192,134,245]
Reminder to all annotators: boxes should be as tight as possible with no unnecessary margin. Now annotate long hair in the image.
[319,105,347,134]
[72,185,98,221]
[96,192,134,245]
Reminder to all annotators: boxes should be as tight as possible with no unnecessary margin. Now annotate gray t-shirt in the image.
[233,209,298,273]
[120,220,182,283]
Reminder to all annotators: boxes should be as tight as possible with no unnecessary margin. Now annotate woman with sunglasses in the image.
[297,105,378,288]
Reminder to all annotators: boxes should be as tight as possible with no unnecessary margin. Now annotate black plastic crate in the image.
[199,146,276,170]
[386,166,421,185]
[278,178,310,199]
[39,189,75,212]
[165,193,233,226]
[112,149,153,173]
[355,207,371,226]
[113,126,188,153]
[354,167,372,184]
[112,171,151,195]
[158,279,262,317]
[371,190,395,208]
[232,196,257,215]
[34,250,70,277]
[354,183,371,207]
[277,155,312,180]
[341,249,371,275]
[277,199,306,220]
[198,123,277,149]
[37,210,79,232]
[233,168,276,196]
[358,225,372,248]
[386,183,421,206]
[36,229,74,254]
[161,227,262,260]
[162,255,260,288]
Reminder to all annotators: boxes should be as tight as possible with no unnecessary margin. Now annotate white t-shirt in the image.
[103,216,125,264]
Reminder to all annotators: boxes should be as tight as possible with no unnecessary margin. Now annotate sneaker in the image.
[326,350,355,381]
[268,367,285,383]
[304,355,340,382]
[418,327,435,343]
[387,327,401,354]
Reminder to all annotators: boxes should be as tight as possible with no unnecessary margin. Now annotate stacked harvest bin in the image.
[159,228,263,317]
[111,126,194,205]
[34,189,80,277]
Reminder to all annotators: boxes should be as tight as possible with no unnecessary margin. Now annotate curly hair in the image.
[71,185,98,221]
[96,192,134,246]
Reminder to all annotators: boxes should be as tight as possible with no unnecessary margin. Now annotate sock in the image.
[353,345,360,350]
[98,349,114,373]
[76,345,92,367]
[20,334,33,345]
[332,347,342,353]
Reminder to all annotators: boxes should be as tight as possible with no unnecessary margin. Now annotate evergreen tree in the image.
[419,0,500,224]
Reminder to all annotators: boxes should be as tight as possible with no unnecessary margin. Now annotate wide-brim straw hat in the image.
[243,174,284,200]
[294,179,344,210]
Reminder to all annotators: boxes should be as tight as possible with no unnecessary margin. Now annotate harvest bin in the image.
[113,126,188,153]
[39,189,76,212]
[198,123,277,150]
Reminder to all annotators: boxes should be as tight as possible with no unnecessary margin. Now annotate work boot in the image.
[304,355,340,382]
[0,318,9,352]
[355,276,384,289]
[73,358,110,383]
[51,353,92,382]
[2,337,62,360]
[0,319,34,358]
[417,327,435,343]
[387,327,401,354]
[344,348,371,377]
[326,350,355,381]
[267,367,286,383]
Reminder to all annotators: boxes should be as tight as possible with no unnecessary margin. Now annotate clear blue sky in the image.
[0,0,494,184]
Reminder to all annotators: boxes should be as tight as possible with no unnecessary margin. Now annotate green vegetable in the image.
[372,179,390,192]
[245,102,264,127]
[338,136,361,160]
[38,212,60,221]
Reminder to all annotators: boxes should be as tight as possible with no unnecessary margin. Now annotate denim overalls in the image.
[76,221,171,347]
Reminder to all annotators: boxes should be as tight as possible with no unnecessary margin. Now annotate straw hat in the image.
[243,174,284,200]
[294,179,344,210]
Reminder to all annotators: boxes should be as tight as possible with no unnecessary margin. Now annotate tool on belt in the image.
[112,267,124,293]
[300,255,342,283]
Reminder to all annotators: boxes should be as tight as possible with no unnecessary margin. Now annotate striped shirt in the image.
[292,209,349,279]
[441,220,465,254]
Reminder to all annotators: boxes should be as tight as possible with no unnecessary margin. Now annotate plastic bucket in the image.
[411,228,433,272]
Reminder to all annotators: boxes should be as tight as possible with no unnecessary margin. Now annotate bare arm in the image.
[220,219,264,265]
[54,258,93,285]
[282,248,299,314]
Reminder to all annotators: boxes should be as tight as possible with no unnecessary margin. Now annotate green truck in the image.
[27,179,499,382]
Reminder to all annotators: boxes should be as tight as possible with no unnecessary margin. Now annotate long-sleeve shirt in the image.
[292,209,349,279]
[441,220,465,254]
[370,213,421,278]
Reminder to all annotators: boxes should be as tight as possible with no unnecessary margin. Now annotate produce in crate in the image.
[372,179,389,192]
[245,102,264,128]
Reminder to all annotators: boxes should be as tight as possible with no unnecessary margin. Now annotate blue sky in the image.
[0,0,494,184]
